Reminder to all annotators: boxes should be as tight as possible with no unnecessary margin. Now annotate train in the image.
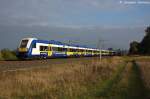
[17,38,116,59]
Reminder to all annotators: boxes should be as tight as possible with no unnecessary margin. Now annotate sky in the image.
[0,0,150,50]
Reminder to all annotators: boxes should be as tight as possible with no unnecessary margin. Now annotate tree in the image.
[145,26,150,36]
[129,41,140,55]
[140,26,150,55]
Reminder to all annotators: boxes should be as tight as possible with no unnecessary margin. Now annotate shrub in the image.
[0,51,3,60]
[0,49,18,60]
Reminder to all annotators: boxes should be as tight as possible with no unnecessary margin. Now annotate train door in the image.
[48,44,52,57]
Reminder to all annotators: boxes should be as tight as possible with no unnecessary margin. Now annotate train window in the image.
[58,47,61,51]
[67,48,70,52]
[82,49,85,52]
[101,51,105,53]
[87,50,92,53]
[62,48,67,51]
[58,47,65,51]
[79,49,82,52]
[70,48,72,52]
[52,47,67,52]
[52,47,58,51]
[32,43,36,48]
[80,49,83,52]
[20,40,28,48]
[70,48,73,52]
[40,46,43,51]
[40,46,48,51]
[74,49,77,52]
[70,48,76,52]
[76,49,79,52]
[58,47,63,51]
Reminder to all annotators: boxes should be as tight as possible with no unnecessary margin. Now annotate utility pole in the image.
[98,39,102,62]
[97,38,105,62]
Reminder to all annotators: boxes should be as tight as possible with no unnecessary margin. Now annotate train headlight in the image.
[18,48,28,52]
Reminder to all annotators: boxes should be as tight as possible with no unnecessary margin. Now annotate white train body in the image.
[17,38,115,58]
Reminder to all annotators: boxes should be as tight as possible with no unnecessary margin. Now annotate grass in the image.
[90,61,131,99]
[0,56,150,99]
[89,62,126,98]
[0,57,123,99]
[82,57,149,99]
[100,60,147,99]
[137,60,150,98]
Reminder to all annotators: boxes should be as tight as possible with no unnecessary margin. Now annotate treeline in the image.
[129,26,150,55]
[0,49,18,60]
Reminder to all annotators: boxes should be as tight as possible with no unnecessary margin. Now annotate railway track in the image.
[0,57,103,72]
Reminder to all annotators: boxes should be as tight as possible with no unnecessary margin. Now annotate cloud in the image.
[75,0,132,10]
[0,0,137,27]
[0,0,149,49]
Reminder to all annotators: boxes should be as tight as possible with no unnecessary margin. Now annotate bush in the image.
[0,51,4,60]
[0,49,18,60]
[129,41,140,55]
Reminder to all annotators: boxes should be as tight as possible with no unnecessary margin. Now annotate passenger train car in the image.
[17,38,115,59]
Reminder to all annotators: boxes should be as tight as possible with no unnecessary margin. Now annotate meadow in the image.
[0,56,149,99]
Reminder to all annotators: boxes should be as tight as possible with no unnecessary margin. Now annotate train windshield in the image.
[20,40,28,48]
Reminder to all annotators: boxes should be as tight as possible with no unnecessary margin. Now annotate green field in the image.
[0,56,150,99]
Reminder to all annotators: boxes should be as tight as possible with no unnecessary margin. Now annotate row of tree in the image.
[129,26,150,55]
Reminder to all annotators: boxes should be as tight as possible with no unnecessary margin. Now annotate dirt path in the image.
[137,61,150,99]
[127,61,147,99]
[92,60,148,99]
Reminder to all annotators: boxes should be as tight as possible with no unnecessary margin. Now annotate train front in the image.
[17,38,37,58]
